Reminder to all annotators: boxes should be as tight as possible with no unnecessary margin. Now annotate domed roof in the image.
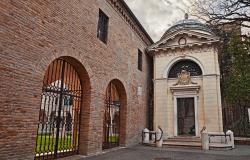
[161,15,214,40]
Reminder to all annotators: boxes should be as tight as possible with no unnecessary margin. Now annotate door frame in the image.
[174,94,198,136]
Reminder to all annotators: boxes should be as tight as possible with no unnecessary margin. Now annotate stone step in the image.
[163,141,202,146]
[209,143,233,148]
[166,137,201,142]
[163,141,202,149]
[235,137,250,145]
[163,136,202,149]
[209,143,233,150]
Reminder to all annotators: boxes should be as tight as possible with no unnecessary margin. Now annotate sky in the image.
[124,0,194,41]
[124,0,250,41]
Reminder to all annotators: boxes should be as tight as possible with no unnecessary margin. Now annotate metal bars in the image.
[223,106,250,137]
[35,59,82,159]
[102,82,120,149]
[168,60,202,78]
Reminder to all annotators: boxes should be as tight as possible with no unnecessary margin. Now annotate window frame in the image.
[97,9,109,44]
[138,49,143,71]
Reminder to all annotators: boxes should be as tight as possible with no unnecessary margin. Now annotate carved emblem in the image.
[174,69,197,86]
[178,37,187,45]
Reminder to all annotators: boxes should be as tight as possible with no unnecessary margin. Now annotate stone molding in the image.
[147,29,220,55]
[107,0,153,45]
[162,55,205,79]
[170,84,200,94]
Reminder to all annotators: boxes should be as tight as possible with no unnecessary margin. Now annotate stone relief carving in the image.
[173,69,197,86]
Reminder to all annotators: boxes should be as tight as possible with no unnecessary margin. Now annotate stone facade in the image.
[0,0,153,159]
[148,18,223,139]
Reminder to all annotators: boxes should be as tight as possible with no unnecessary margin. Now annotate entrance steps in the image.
[235,137,250,145]
[209,143,233,150]
[163,136,202,149]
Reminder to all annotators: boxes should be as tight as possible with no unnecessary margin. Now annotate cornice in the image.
[150,40,219,53]
[107,0,153,45]
[170,84,200,94]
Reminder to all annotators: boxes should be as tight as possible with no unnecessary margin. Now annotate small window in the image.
[97,9,109,44]
[138,49,142,71]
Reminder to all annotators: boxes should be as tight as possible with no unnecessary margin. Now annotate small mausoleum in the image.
[147,14,223,138]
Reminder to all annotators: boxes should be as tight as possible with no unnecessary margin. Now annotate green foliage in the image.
[108,136,119,143]
[223,35,250,104]
[230,115,250,137]
[35,134,77,154]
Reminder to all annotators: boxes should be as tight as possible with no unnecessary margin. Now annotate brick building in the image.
[0,0,153,159]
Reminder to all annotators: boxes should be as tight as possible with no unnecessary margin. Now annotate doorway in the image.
[103,81,121,149]
[177,98,195,136]
[35,59,84,159]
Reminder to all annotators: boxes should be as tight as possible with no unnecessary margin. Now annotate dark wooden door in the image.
[177,98,195,136]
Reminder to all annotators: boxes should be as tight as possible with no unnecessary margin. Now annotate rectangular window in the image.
[97,9,109,44]
[138,49,142,71]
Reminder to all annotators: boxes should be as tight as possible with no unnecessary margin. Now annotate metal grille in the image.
[168,60,202,78]
[35,59,82,159]
[223,106,250,137]
[103,82,120,149]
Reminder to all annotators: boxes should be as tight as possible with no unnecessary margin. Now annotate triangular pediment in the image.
[147,29,220,52]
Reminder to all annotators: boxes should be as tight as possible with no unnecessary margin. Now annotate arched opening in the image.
[102,79,127,149]
[168,60,202,78]
[35,57,90,159]
[168,60,202,137]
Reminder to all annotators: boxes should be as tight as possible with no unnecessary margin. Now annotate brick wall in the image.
[0,0,153,159]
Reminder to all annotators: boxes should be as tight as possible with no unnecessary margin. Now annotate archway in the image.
[168,60,202,136]
[102,79,127,149]
[168,60,203,78]
[35,57,90,159]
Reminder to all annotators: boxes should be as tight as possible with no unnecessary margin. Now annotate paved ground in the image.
[63,145,250,160]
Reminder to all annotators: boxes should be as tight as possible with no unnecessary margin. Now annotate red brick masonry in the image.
[0,0,153,159]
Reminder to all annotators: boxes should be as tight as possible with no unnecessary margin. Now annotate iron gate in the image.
[35,59,82,159]
[103,82,120,149]
[223,106,250,137]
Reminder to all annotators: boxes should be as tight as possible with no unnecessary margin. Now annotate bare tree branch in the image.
[190,0,250,29]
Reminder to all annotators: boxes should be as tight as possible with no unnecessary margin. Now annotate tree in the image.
[191,0,250,28]
[191,0,250,136]
[223,35,250,104]
[221,35,250,136]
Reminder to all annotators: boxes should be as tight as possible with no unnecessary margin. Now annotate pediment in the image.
[147,29,220,52]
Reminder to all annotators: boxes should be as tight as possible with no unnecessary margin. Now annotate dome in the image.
[160,17,214,40]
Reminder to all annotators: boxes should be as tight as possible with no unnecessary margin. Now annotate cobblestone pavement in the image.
[64,145,250,160]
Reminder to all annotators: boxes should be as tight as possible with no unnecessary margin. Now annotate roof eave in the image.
[120,0,154,44]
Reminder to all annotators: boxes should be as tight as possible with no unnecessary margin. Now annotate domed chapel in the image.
[147,14,223,138]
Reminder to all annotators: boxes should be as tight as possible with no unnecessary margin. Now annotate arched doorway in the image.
[35,58,86,159]
[102,80,127,149]
[168,60,202,136]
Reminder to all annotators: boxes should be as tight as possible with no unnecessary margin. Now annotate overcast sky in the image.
[124,0,250,41]
[124,0,194,41]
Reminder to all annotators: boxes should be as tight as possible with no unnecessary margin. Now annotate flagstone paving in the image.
[62,145,250,160]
